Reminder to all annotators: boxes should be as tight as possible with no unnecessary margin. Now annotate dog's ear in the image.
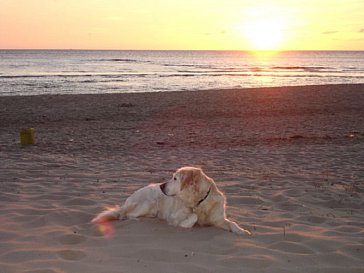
[180,171,193,191]
[180,169,200,191]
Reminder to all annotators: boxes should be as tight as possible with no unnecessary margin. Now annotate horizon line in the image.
[1,48,364,52]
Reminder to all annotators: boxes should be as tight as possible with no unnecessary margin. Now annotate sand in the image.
[0,84,363,273]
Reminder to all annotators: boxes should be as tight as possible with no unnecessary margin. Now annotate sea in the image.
[0,50,363,96]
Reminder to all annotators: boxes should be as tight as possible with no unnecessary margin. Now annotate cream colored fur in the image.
[92,166,251,235]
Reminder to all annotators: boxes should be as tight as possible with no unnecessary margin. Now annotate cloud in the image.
[322,31,338,35]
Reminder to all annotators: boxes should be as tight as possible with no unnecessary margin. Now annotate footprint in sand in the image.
[56,250,86,261]
[0,250,56,263]
[59,234,86,245]
[23,269,63,273]
[63,197,97,206]
[269,241,314,254]
[297,215,327,224]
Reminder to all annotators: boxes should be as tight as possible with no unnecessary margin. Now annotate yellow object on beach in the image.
[20,128,36,145]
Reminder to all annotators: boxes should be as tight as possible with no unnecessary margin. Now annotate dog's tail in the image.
[91,205,123,224]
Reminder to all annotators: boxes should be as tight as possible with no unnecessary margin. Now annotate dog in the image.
[92,166,251,235]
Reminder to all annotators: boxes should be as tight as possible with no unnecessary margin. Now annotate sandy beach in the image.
[0,84,363,273]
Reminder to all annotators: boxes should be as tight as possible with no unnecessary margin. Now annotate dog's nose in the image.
[160,183,167,193]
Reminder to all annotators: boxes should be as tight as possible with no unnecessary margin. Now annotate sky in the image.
[0,0,363,50]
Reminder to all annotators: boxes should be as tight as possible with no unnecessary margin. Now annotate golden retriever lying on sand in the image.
[92,166,251,235]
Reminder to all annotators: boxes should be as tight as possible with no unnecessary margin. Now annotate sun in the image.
[243,19,284,51]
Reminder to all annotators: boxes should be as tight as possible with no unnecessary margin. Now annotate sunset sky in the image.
[0,0,363,50]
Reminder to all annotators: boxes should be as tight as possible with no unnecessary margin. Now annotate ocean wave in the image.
[177,69,249,73]
[162,63,217,69]
[0,73,151,79]
[175,66,335,73]
[271,66,331,71]
[0,74,93,79]
[96,58,152,64]
[99,58,138,62]
[159,74,197,77]
[0,75,46,79]
[2,72,363,81]
[158,72,364,79]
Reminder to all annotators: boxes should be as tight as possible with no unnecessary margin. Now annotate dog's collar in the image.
[196,187,211,207]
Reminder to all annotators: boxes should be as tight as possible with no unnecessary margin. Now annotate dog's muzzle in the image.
[160,182,176,196]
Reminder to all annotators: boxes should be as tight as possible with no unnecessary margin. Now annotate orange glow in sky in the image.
[0,0,363,50]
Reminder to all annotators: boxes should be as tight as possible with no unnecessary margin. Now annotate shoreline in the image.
[1,83,364,98]
[1,83,363,272]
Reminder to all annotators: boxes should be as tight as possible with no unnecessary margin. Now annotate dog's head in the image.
[160,167,213,207]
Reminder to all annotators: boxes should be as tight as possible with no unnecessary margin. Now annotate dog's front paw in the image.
[228,221,252,236]
[235,228,252,236]
[179,214,198,228]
